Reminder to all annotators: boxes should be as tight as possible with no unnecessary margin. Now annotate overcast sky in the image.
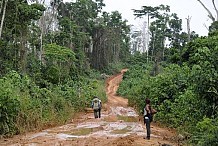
[62,0,218,36]
[102,0,218,36]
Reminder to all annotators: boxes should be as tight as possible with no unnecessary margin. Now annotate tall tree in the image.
[0,0,45,74]
[186,16,192,42]
[90,11,130,70]
[134,5,183,62]
[197,0,218,22]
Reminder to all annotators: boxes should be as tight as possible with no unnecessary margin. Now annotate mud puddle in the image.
[1,106,146,146]
[26,106,145,140]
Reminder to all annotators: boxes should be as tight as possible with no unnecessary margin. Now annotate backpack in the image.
[93,98,100,110]
[144,105,153,122]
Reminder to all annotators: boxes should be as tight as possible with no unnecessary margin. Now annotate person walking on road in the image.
[91,96,102,118]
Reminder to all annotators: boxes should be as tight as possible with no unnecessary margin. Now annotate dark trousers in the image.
[145,117,151,139]
[98,108,101,118]
[94,108,101,118]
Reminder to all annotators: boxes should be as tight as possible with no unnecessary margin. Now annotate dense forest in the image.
[0,0,129,136]
[0,0,218,145]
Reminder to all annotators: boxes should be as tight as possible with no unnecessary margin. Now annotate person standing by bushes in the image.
[143,98,156,140]
[91,96,101,118]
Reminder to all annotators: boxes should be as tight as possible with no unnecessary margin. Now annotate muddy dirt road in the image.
[0,69,177,146]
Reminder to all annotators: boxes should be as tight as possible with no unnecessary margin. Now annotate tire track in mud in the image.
[0,69,177,146]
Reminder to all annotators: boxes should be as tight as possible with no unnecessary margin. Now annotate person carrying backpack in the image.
[143,98,156,140]
[91,96,101,118]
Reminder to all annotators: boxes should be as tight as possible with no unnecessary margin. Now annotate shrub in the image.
[0,70,106,136]
[191,117,218,146]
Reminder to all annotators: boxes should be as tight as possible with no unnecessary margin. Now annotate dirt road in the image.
[0,69,177,146]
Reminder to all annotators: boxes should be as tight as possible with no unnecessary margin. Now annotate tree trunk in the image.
[147,14,150,62]
[151,32,155,61]
[186,16,191,42]
[0,0,8,39]
[36,0,45,63]
[39,12,45,63]
[20,32,27,74]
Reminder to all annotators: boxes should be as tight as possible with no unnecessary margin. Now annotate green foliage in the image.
[181,35,218,117]
[191,117,218,146]
[125,52,149,67]
[44,44,76,63]
[209,21,218,36]
[43,44,76,84]
[157,89,208,129]
[119,56,217,130]
[18,3,45,23]
[0,70,106,136]
[103,62,126,75]
[0,71,21,135]
[118,30,218,145]
[117,63,151,110]
[133,5,188,62]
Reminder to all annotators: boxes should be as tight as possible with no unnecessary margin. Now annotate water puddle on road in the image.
[75,121,145,138]
[1,106,150,145]
[55,133,78,139]
[29,132,48,139]
[109,106,139,117]
[26,106,144,141]
[26,121,145,142]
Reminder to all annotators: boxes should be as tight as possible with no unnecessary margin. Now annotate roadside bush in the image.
[0,71,106,136]
[103,62,126,75]
[117,64,151,111]
[191,117,218,146]
[0,71,22,135]
[118,64,191,118]
[156,89,208,129]
[0,87,20,135]
[118,60,218,145]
